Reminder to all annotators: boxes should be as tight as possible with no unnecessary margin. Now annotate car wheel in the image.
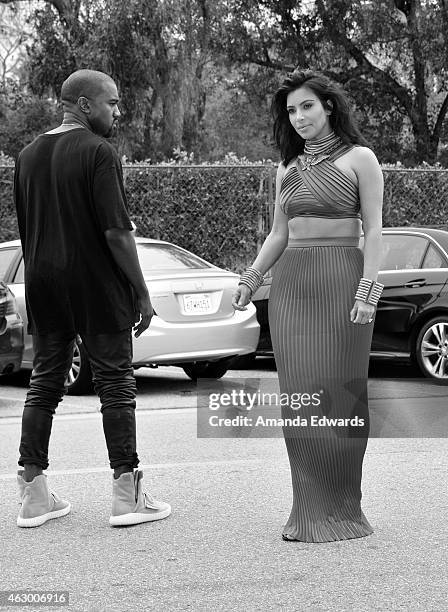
[66,341,93,395]
[413,316,448,383]
[182,357,235,381]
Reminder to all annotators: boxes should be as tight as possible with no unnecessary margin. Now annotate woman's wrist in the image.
[239,266,264,296]
[354,277,384,306]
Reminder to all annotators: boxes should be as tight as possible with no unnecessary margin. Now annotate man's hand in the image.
[104,228,153,337]
[133,291,154,337]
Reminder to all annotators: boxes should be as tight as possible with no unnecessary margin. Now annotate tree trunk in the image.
[411,116,436,163]
[182,65,207,154]
[160,70,185,158]
[407,0,433,162]
[141,89,158,159]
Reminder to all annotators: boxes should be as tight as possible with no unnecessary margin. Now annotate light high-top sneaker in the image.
[109,470,171,527]
[17,471,71,528]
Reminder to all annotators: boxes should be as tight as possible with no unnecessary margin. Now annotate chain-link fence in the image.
[1,164,448,272]
[123,165,273,272]
[381,169,448,229]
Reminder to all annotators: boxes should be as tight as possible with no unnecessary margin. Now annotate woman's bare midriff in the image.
[288,216,361,240]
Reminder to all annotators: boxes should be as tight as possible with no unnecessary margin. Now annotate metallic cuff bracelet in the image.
[239,266,264,295]
[366,281,384,306]
[355,277,384,307]
[354,278,372,302]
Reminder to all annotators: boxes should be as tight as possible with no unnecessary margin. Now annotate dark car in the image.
[0,281,23,376]
[251,227,448,383]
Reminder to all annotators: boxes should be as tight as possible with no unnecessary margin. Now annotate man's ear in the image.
[77,96,90,114]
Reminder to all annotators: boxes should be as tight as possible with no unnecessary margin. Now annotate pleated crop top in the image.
[280,144,361,220]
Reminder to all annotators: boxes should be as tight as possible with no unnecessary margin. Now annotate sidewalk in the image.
[1,404,447,611]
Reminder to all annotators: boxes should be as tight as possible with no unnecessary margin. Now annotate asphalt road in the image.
[0,360,447,611]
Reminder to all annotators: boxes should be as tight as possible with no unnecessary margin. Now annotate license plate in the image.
[183,293,212,314]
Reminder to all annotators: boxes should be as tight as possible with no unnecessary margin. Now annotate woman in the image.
[232,69,383,543]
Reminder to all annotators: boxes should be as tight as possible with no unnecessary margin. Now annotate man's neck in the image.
[45,113,90,135]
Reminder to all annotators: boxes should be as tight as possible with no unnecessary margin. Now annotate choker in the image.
[299,132,342,171]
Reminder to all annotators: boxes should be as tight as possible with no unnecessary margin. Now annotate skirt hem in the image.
[282,523,374,543]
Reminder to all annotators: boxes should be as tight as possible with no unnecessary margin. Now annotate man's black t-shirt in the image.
[14,128,136,335]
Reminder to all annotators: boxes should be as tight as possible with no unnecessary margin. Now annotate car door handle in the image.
[404,279,426,288]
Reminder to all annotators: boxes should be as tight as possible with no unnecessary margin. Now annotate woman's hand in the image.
[350,299,375,325]
[232,284,252,311]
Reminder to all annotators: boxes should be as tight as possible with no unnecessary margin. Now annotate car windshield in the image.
[136,243,213,274]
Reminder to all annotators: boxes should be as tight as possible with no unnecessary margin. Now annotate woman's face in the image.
[286,86,332,141]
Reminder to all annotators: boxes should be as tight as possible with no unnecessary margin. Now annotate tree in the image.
[0,86,59,157]
[0,0,224,160]
[0,0,78,25]
[315,0,448,163]
[0,3,31,87]
[219,0,448,164]
[2,0,447,163]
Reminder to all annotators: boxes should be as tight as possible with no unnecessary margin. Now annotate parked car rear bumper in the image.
[132,305,260,365]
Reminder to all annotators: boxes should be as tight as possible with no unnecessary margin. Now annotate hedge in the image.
[1,164,447,272]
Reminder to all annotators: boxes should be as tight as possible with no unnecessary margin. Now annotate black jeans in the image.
[18,329,139,470]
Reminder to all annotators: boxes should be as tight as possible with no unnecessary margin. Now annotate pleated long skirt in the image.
[268,237,374,542]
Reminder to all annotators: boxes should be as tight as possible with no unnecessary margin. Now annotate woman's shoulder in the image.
[346,145,380,170]
[349,143,374,153]
[345,145,383,186]
[348,144,378,160]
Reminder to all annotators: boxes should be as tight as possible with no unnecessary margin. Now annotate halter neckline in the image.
[304,131,341,156]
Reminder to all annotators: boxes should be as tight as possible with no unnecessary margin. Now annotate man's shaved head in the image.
[61,69,115,105]
[59,69,120,138]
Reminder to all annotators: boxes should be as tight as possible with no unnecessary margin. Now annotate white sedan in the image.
[0,238,259,394]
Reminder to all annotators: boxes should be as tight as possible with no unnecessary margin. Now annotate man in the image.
[14,69,171,528]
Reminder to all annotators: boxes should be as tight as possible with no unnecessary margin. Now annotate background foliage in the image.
[1,1,447,271]
[0,0,448,165]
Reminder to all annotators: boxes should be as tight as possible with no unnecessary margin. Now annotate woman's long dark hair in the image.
[271,69,368,166]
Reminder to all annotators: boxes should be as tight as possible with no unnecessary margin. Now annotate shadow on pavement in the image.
[234,355,425,380]
[0,355,437,396]
[0,370,31,388]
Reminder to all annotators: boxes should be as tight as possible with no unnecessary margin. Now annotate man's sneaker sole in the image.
[17,503,71,528]
[109,505,171,527]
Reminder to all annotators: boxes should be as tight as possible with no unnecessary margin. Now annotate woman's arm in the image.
[355,147,384,281]
[233,162,290,310]
[349,147,384,324]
